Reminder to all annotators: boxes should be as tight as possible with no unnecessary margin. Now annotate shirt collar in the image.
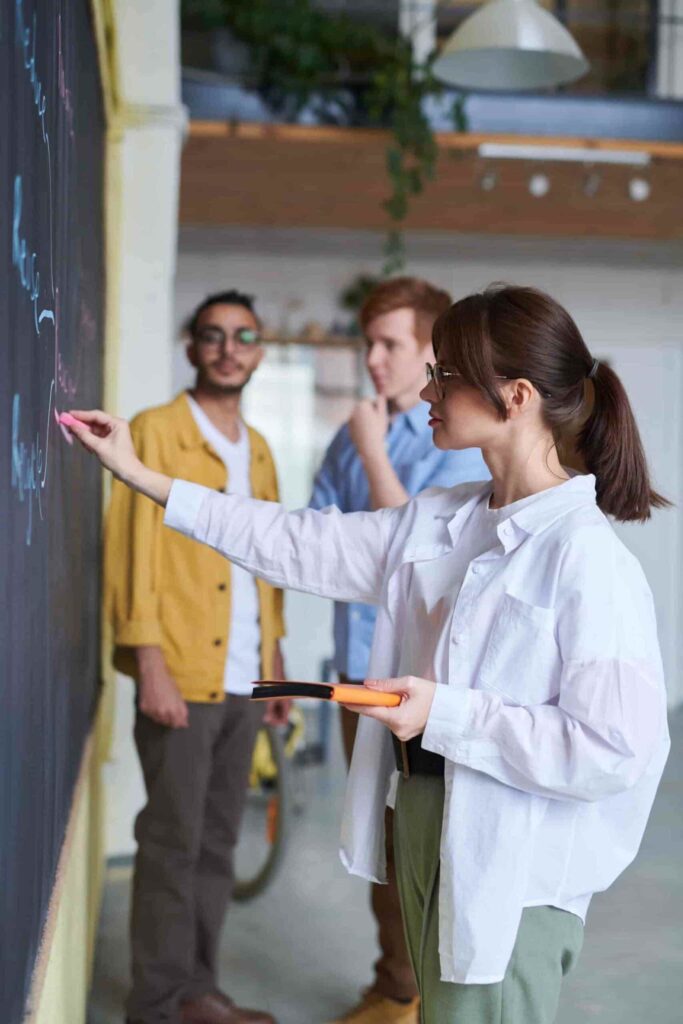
[395,400,430,435]
[503,473,597,537]
[439,475,597,555]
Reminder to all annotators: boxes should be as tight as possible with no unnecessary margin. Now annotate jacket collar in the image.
[174,391,207,451]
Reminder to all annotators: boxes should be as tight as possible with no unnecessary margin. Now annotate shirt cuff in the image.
[422,685,473,759]
[164,479,214,539]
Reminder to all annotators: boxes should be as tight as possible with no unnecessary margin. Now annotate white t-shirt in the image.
[186,393,260,695]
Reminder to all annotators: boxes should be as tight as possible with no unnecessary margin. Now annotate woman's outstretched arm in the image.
[64,409,397,605]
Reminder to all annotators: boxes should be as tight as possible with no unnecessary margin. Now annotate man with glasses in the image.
[106,290,286,1024]
[310,278,489,1024]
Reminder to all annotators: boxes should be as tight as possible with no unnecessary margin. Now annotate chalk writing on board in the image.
[57,14,74,140]
[15,0,49,143]
[11,385,55,546]
[55,289,78,399]
[12,176,54,333]
[10,1,83,546]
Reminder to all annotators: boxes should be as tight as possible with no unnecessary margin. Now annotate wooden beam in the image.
[180,122,683,239]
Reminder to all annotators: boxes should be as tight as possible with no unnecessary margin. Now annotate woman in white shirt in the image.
[67,285,670,1024]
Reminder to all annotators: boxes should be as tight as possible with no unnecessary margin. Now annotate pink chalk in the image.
[58,413,80,429]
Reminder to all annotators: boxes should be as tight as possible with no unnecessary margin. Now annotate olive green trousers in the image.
[394,774,584,1024]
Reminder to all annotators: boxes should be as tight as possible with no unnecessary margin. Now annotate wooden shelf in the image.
[180,121,683,240]
[189,121,683,161]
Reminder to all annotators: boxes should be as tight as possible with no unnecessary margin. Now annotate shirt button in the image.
[451,633,463,645]
[471,565,481,575]
[213,638,223,647]
[502,524,512,536]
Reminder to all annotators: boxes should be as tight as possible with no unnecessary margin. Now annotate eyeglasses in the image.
[425,363,551,400]
[193,326,262,349]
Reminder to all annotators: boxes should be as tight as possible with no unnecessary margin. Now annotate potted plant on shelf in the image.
[181,0,467,273]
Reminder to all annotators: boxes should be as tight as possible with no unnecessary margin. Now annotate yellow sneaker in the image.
[326,991,420,1024]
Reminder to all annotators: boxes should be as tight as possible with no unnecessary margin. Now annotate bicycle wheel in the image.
[233,724,291,902]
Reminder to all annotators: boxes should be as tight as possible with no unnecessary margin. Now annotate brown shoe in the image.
[181,992,276,1024]
[326,991,420,1024]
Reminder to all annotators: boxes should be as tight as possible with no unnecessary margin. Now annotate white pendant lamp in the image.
[433,0,589,91]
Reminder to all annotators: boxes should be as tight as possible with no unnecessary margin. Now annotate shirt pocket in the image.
[478,592,560,706]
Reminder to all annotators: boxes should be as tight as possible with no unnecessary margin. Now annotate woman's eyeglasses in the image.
[193,326,262,349]
[425,363,551,400]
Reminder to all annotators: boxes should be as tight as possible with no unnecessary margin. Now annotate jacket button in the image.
[213,638,223,647]
[210,691,219,700]
[218,583,227,591]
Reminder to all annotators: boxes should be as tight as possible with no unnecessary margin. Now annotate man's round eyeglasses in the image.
[193,326,262,349]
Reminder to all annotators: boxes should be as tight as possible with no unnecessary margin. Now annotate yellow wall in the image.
[31,719,107,1024]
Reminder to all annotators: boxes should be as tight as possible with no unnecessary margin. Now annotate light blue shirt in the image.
[309,401,490,678]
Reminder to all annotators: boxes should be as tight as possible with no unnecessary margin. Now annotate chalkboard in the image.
[0,2,105,1019]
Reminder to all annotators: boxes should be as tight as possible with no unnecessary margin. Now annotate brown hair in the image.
[360,276,451,348]
[432,284,669,522]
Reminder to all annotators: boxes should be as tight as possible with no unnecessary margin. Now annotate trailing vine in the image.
[182,0,466,273]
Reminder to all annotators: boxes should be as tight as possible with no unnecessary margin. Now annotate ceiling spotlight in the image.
[582,169,601,198]
[480,169,498,192]
[529,173,550,198]
[629,177,651,202]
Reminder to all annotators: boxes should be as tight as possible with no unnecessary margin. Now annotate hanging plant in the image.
[182,0,467,274]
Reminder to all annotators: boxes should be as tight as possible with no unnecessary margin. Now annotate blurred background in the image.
[11,3,683,1023]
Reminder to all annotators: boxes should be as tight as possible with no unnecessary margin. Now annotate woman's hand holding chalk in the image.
[60,409,140,481]
[65,409,173,508]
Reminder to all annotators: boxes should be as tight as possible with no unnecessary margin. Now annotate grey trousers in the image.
[126,695,264,1024]
[394,774,584,1024]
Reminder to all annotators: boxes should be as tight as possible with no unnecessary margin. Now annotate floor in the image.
[88,708,683,1024]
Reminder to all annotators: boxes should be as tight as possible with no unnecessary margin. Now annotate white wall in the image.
[103,0,184,856]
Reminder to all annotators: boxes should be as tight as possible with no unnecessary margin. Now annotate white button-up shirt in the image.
[165,474,670,985]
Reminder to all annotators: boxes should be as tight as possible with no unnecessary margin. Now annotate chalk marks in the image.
[57,14,74,140]
[11,385,55,546]
[15,0,48,144]
[12,176,54,334]
[55,289,78,399]
[9,3,81,546]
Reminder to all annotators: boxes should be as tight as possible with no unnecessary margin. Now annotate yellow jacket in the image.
[104,392,285,702]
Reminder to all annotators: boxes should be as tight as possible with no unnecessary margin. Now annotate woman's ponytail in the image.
[577,361,670,522]
[434,285,670,523]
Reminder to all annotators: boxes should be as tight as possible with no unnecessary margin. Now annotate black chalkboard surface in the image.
[0,2,105,1019]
